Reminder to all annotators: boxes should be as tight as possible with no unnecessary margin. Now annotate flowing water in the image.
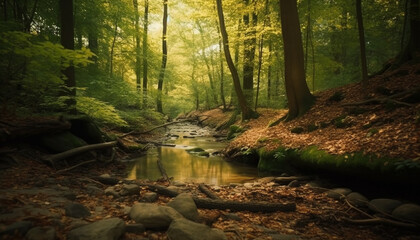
[126,122,260,185]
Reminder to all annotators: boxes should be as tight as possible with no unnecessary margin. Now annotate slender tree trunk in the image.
[2,0,7,21]
[267,40,272,101]
[143,0,149,107]
[197,22,218,106]
[216,0,258,120]
[242,0,257,106]
[279,0,314,121]
[60,0,76,113]
[356,0,368,87]
[255,36,263,110]
[110,17,119,78]
[216,21,226,110]
[133,0,141,93]
[157,0,168,113]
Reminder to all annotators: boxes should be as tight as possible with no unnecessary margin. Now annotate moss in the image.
[307,123,319,132]
[332,115,351,128]
[40,131,87,153]
[227,125,244,140]
[257,147,298,173]
[186,147,205,153]
[366,128,379,137]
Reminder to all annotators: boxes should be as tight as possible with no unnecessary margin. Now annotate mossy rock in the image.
[227,125,244,140]
[306,124,318,132]
[198,152,210,157]
[69,116,104,144]
[40,131,87,153]
[332,115,351,128]
[186,147,205,153]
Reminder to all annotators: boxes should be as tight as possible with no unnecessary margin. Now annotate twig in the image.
[157,158,171,184]
[198,184,221,199]
[343,217,419,229]
[55,159,96,174]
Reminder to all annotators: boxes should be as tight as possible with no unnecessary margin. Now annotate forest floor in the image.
[0,63,419,240]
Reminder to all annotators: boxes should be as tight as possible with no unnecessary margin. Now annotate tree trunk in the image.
[399,0,420,63]
[242,0,257,107]
[267,40,272,101]
[110,17,119,78]
[142,0,149,107]
[60,0,76,113]
[279,0,314,121]
[217,21,227,110]
[356,0,368,87]
[255,36,263,110]
[157,0,168,113]
[216,0,258,121]
[133,0,141,93]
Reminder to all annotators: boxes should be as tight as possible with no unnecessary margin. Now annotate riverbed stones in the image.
[25,226,56,240]
[0,221,33,237]
[167,218,227,240]
[392,203,420,224]
[368,199,402,214]
[142,192,158,202]
[120,184,140,196]
[65,203,91,218]
[346,192,368,207]
[105,186,120,198]
[326,188,352,200]
[125,223,146,234]
[129,203,183,229]
[167,193,199,221]
[67,218,125,240]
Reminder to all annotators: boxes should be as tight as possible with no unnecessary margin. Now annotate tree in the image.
[398,0,420,64]
[60,0,76,113]
[356,0,368,87]
[157,0,168,113]
[133,0,141,93]
[216,0,258,120]
[279,0,314,121]
[142,0,149,107]
[242,0,257,106]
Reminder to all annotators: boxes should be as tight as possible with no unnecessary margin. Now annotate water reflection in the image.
[126,124,259,185]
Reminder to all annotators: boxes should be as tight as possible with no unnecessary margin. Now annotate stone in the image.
[85,184,103,196]
[68,219,89,230]
[167,186,180,193]
[129,203,183,229]
[96,175,119,185]
[326,188,352,200]
[287,180,300,188]
[25,226,56,240]
[65,203,91,218]
[105,187,120,198]
[67,218,125,240]
[173,181,186,187]
[243,183,254,189]
[142,192,158,202]
[229,183,242,188]
[167,218,227,240]
[392,204,420,224]
[125,223,146,234]
[257,177,275,184]
[346,192,368,207]
[167,193,199,221]
[123,206,132,215]
[120,184,140,196]
[0,221,33,237]
[368,199,402,214]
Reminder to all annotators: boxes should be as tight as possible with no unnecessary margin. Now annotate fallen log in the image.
[142,183,296,213]
[44,141,117,165]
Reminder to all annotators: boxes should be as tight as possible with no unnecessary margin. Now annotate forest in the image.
[0,0,420,239]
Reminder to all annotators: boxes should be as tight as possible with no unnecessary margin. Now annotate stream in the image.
[126,122,260,185]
